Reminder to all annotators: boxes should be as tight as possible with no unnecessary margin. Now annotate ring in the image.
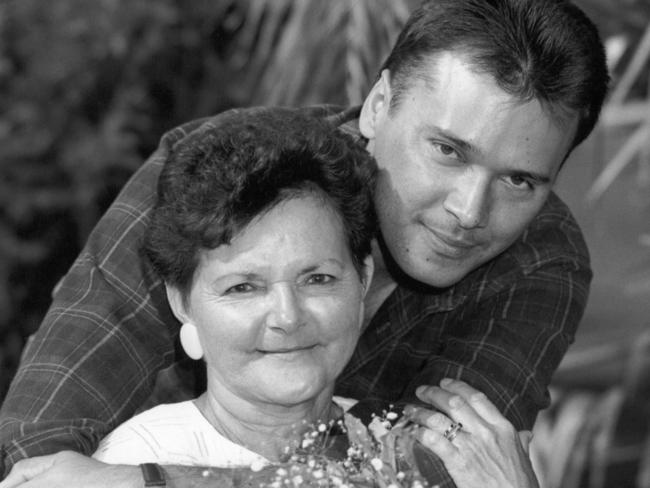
[443,421,463,442]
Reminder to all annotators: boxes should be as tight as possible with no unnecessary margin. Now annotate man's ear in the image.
[359,69,392,140]
[360,255,375,299]
[165,284,191,324]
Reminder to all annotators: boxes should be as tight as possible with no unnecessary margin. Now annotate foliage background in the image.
[1,0,649,486]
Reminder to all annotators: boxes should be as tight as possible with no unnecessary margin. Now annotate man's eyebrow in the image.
[505,169,552,184]
[429,126,480,155]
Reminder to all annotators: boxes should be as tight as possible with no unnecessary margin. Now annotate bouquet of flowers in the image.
[251,408,429,488]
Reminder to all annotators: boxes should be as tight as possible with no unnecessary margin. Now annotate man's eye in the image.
[507,175,534,190]
[306,274,335,285]
[225,283,255,294]
[432,142,461,160]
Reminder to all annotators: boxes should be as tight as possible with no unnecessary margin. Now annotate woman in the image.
[91,107,376,468]
[0,108,537,488]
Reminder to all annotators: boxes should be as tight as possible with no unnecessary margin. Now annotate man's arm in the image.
[408,193,592,431]
[0,452,280,488]
[340,194,590,486]
[0,117,216,477]
[346,193,591,431]
[405,255,590,431]
[0,154,176,475]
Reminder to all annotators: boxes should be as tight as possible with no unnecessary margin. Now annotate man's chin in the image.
[401,260,473,289]
[378,235,476,288]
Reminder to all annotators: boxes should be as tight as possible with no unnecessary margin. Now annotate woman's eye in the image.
[305,274,335,285]
[225,283,255,294]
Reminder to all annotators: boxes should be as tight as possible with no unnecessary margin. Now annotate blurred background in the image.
[0,0,649,486]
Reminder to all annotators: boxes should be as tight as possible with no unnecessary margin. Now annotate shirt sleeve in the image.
[416,196,592,431]
[411,254,590,431]
[347,215,590,488]
[349,194,592,428]
[0,120,206,477]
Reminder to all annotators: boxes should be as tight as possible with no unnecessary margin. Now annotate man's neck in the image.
[363,239,398,330]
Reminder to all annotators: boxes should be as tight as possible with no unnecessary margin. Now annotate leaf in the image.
[344,412,376,454]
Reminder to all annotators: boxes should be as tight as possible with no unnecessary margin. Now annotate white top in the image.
[93,396,356,467]
[92,401,268,467]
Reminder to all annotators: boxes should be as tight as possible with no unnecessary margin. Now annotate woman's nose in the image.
[266,283,303,333]
[443,171,490,229]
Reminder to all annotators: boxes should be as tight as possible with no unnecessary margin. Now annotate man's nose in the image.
[443,171,490,229]
[266,283,303,333]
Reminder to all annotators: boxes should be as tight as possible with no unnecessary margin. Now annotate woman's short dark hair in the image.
[381,0,609,150]
[144,107,377,298]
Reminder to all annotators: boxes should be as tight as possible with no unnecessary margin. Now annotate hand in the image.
[404,378,539,488]
[0,451,140,488]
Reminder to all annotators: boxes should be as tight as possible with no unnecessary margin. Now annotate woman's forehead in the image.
[197,196,353,277]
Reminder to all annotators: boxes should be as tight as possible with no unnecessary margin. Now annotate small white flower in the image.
[312,469,324,479]
[318,423,327,432]
[250,459,265,472]
[386,412,399,421]
[370,458,383,471]
[276,468,288,477]
[292,475,304,486]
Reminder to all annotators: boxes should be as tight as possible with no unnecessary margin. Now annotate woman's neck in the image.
[195,382,340,462]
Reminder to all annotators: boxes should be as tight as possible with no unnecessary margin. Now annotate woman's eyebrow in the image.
[300,260,344,274]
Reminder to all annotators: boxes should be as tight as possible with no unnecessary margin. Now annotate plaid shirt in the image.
[0,106,591,486]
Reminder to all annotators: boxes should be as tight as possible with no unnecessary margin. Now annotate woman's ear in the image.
[359,69,392,140]
[165,284,190,324]
[356,255,375,330]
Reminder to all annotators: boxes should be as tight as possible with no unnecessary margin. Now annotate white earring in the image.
[180,323,203,360]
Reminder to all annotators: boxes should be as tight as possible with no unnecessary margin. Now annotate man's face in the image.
[360,52,577,287]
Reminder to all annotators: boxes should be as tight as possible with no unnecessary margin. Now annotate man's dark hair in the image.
[381,0,609,150]
[144,107,377,298]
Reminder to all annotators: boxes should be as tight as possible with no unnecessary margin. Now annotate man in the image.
[0,0,608,486]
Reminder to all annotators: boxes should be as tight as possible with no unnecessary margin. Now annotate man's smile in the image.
[422,223,478,259]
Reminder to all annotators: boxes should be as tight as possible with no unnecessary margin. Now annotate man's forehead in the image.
[397,50,579,155]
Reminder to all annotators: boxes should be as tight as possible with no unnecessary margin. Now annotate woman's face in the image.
[169,195,370,408]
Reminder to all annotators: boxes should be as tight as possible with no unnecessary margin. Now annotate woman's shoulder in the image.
[93,400,268,468]
[92,401,203,464]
